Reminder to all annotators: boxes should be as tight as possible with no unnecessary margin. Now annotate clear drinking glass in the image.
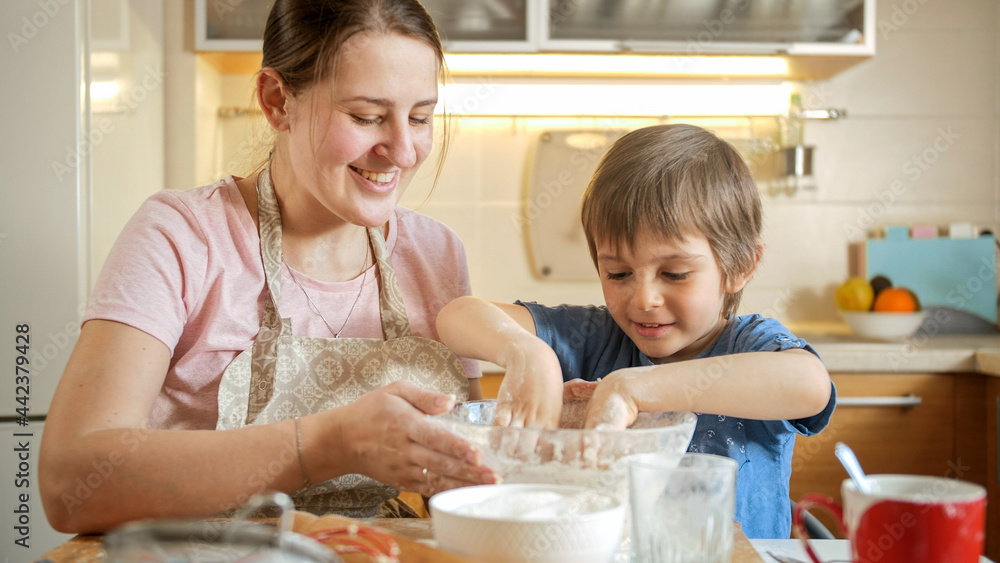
[629,453,737,563]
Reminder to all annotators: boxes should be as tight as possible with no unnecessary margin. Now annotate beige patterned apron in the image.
[216,165,469,517]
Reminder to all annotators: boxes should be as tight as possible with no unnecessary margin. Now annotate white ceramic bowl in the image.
[841,311,927,341]
[430,483,626,563]
[433,400,696,501]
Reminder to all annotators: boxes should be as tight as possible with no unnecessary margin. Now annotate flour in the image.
[453,488,618,521]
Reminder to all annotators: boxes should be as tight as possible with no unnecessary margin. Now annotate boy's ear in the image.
[257,68,292,132]
[725,242,764,293]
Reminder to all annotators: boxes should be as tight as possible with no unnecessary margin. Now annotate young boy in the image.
[436,123,835,539]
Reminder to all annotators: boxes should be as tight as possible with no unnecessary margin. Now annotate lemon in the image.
[835,277,875,311]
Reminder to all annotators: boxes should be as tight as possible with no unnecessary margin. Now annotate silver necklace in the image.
[284,242,370,338]
[258,169,372,338]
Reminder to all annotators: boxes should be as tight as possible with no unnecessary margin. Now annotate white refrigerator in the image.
[2,0,89,559]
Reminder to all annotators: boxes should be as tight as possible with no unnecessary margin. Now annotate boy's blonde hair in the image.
[580,123,763,319]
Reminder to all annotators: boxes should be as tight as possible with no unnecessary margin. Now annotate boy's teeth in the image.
[355,167,395,184]
[641,323,660,328]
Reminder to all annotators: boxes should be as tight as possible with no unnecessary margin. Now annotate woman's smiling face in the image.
[596,228,750,363]
[282,31,439,228]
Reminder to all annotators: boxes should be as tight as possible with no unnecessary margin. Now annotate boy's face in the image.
[595,228,749,364]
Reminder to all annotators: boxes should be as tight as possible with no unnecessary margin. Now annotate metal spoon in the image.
[834,442,872,494]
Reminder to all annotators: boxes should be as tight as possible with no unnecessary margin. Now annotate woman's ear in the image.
[257,68,292,131]
[725,241,764,293]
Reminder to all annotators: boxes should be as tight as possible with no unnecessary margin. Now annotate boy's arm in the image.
[583,348,831,429]
[436,296,565,428]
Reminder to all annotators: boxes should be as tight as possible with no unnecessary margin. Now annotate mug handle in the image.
[792,494,845,563]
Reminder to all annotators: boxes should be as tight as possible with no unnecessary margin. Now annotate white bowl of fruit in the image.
[836,276,926,341]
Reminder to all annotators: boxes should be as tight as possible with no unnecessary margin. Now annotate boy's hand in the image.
[563,378,598,401]
[494,339,564,429]
[583,370,639,429]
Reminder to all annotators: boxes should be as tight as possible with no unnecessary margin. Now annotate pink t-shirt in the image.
[85,177,481,430]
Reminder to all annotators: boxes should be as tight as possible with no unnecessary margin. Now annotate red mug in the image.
[793,474,986,563]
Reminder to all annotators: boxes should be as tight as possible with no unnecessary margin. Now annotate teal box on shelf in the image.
[865,226,997,324]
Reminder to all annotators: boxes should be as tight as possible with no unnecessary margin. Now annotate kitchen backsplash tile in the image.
[810,116,995,203]
[828,30,995,117]
[873,0,996,31]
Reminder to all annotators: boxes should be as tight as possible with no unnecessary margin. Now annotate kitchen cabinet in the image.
[194,0,874,79]
[543,0,874,57]
[789,371,995,558]
[424,0,536,52]
[194,0,536,52]
[195,0,269,51]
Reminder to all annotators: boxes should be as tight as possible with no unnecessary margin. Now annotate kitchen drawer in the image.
[789,372,990,539]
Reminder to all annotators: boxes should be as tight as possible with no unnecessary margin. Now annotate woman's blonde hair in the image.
[580,124,763,319]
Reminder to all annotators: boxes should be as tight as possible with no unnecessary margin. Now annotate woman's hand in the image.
[330,381,495,497]
[493,339,564,429]
[583,370,640,429]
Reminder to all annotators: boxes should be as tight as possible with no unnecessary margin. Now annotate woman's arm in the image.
[583,348,832,428]
[436,296,564,428]
[40,320,492,533]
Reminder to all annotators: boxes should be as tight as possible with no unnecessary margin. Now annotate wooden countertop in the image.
[39,517,765,563]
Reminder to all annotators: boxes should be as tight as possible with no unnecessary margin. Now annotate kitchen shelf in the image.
[194,0,875,81]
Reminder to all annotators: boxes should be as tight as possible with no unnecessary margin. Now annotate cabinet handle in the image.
[837,393,922,408]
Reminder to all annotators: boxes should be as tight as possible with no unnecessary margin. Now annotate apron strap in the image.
[247,165,289,422]
[255,164,286,329]
[256,161,413,341]
[369,225,412,340]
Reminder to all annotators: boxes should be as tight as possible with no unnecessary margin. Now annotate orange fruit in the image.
[872,287,918,313]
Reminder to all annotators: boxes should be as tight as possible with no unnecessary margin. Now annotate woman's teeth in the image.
[354,167,395,184]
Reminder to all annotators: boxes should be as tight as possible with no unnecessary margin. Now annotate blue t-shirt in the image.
[516,302,837,539]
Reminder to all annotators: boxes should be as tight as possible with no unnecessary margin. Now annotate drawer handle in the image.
[838,393,922,409]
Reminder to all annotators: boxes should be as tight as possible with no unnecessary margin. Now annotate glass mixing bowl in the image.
[434,400,697,500]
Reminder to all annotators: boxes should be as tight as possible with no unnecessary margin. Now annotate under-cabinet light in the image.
[440,83,792,117]
[90,81,120,101]
[443,54,789,78]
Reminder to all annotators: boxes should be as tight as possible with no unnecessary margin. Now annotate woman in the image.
[40,0,493,533]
